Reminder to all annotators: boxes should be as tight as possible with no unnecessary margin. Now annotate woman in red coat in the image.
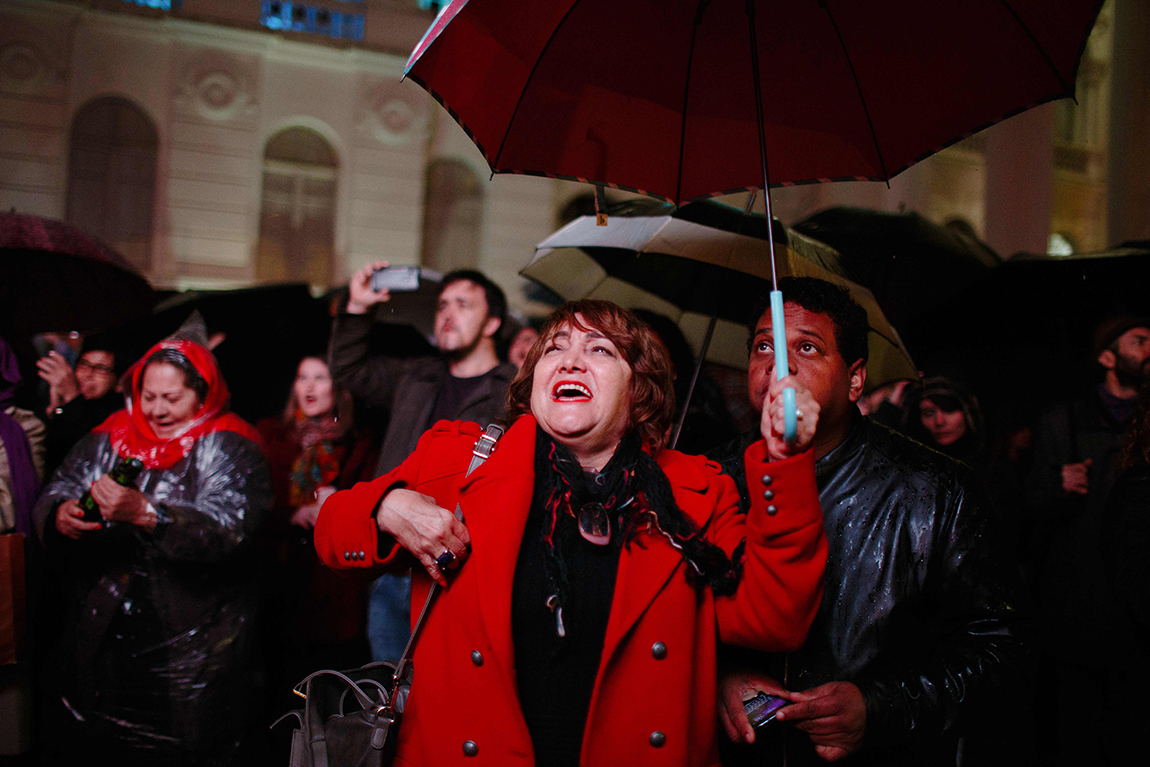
[316,300,827,767]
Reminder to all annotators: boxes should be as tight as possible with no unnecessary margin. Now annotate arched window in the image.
[256,127,338,286]
[421,158,483,273]
[66,97,158,271]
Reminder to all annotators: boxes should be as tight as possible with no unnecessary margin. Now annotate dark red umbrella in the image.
[0,213,156,338]
[405,0,1102,441]
[405,0,1102,203]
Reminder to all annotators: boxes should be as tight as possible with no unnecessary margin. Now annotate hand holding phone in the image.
[370,265,420,293]
[744,690,790,729]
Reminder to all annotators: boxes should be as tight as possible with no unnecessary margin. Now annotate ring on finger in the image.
[435,549,456,570]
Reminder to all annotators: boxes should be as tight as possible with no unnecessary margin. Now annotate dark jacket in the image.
[1103,464,1150,638]
[1024,388,1139,662]
[44,391,123,476]
[712,415,1032,767]
[329,313,516,476]
[1098,465,1150,760]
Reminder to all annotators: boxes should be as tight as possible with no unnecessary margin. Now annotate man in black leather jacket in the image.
[710,277,1031,766]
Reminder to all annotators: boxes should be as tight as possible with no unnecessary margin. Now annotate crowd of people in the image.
[0,264,1148,767]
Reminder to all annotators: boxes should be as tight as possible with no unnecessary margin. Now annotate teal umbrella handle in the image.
[771,290,798,443]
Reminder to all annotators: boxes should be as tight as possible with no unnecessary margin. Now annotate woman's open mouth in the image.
[552,380,592,402]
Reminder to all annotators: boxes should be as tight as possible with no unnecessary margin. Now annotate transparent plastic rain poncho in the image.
[32,339,271,763]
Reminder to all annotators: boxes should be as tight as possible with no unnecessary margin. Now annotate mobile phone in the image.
[744,691,789,729]
[370,265,421,293]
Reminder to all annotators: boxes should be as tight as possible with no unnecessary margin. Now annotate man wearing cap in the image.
[1024,312,1150,764]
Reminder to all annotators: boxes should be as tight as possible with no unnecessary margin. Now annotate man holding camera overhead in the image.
[330,261,516,660]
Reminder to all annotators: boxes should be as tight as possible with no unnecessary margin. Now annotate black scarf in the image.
[532,428,743,636]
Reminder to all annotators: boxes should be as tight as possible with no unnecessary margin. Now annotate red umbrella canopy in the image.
[406,0,1103,204]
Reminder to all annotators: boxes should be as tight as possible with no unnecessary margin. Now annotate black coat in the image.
[1023,388,1140,662]
[329,313,516,476]
[711,415,1032,767]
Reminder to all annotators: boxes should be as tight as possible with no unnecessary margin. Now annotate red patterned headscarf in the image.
[94,339,260,470]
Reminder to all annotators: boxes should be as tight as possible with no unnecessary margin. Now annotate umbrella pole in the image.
[669,193,759,451]
[745,0,797,442]
[670,314,718,450]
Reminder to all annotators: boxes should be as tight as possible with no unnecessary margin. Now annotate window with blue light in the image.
[261,2,365,42]
[122,0,180,9]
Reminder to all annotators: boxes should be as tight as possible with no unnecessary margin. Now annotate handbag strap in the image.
[388,423,504,696]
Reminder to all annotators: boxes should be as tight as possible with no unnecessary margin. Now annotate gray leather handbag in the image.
[273,424,504,767]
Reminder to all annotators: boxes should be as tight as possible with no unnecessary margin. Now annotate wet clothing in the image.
[712,414,1031,767]
[315,417,827,767]
[32,340,270,765]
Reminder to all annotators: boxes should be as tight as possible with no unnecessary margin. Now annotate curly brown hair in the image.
[506,299,676,453]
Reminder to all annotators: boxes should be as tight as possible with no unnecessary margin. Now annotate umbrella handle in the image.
[771,290,798,444]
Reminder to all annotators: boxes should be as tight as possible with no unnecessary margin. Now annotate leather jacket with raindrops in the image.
[711,412,1034,767]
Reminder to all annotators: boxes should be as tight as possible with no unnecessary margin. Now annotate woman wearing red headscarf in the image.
[33,338,270,767]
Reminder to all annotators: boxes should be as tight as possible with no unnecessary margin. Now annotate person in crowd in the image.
[1,337,43,535]
[709,277,1030,767]
[257,355,376,709]
[507,323,540,371]
[36,341,124,475]
[907,375,981,453]
[632,309,739,455]
[1,337,42,758]
[1024,312,1150,765]
[32,336,270,766]
[315,299,828,767]
[1098,388,1150,765]
[330,262,516,662]
[856,378,914,433]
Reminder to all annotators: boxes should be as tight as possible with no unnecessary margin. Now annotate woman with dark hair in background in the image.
[32,338,269,766]
[257,355,375,711]
[906,374,1024,543]
[905,375,985,461]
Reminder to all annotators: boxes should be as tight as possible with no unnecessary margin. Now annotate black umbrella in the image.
[0,212,156,339]
[902,244,1150,423]
[93,283,331,423]
[794,206,1001,327]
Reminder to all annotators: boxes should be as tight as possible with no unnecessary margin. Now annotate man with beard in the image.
[330,263,515,661]
[710,277,1029,767]
[1024,313,1150,765]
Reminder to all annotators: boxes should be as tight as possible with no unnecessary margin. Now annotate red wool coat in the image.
[315,416,826,767]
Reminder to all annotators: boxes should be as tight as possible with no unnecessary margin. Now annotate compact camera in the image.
[743,691,789,729]
[370,265,421,293]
